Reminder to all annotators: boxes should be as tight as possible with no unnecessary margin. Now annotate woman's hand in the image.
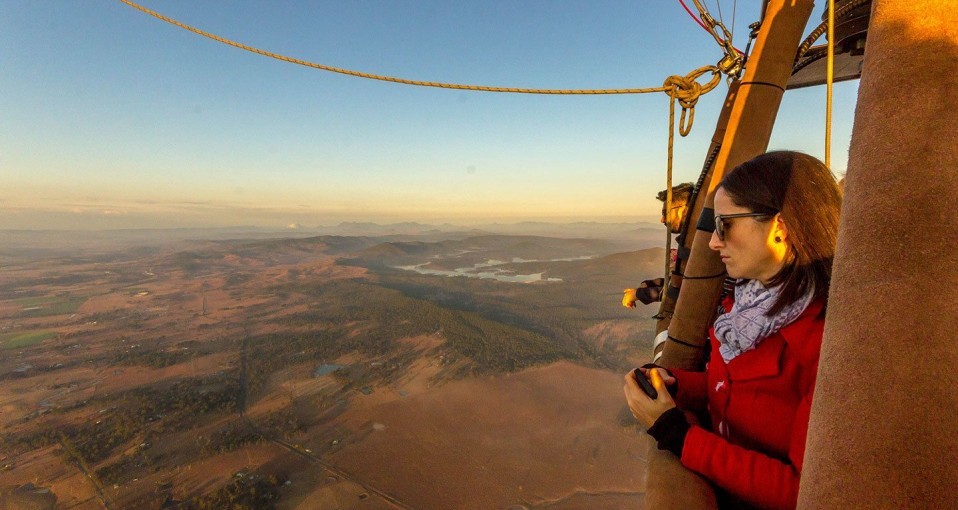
[638,366,676,387]
[624,368,677,429]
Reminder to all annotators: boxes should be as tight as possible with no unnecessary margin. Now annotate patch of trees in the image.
[243,328,345,398]
[170,251,218,274]
[181,474,285,510]
[146,375,240,422]
[33,273,99,286]
[105,271,153,285]
[372,269,656,371]
[109,345,196,369]
[85,309,129,322]
[0,428,61,454]
[273,279,577,375]
[3,373,240,469]
[74,376,238,465]
[225,272,254,287]
[65,412,141,465]
[383,273,578,331]
[95,451,147,484]
[201,422,264,456]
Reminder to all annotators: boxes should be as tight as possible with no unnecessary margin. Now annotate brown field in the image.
[327,361,648,510]
[0,235,657,509]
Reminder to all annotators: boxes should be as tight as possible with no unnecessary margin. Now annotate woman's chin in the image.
[726,269,759,282]
[724,265,741,279]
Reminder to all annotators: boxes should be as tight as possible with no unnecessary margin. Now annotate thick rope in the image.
[663,67,721,136]
[666,98,675,283]
[662,66,721,282]
[117,0,722,129]
[119,0,683,96]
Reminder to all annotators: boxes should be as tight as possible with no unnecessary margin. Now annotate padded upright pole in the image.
[798,1,958,508]
[654,81,739,343]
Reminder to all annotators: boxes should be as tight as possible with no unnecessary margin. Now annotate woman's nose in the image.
[708,229,723,251]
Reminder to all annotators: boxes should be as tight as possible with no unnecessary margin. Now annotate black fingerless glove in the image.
[647,407,691,457]
[636,278,666,304]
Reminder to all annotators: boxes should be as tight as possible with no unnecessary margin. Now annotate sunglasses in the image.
[714,212,771,241]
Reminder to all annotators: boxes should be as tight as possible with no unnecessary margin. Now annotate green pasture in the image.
[0,330,57,350]
[16,296,87,317]
[14,295,63,307]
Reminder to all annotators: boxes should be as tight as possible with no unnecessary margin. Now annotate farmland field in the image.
[0,331,58,350]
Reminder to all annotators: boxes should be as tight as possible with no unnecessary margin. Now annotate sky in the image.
[0,0,859,230]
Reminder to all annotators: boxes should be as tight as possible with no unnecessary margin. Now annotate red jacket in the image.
[670,297,825,510]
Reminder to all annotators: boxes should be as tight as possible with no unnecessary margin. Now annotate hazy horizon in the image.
[0,209,666,232]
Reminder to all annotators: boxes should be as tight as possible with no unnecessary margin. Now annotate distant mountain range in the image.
[317,220,664,241]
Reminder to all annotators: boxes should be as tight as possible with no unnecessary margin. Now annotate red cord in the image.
[677,0,745,56]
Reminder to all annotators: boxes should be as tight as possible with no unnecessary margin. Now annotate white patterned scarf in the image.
[713,279,814,362]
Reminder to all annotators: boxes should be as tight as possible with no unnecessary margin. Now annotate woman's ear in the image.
[774,214,788,243]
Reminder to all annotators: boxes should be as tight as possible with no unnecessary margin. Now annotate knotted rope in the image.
[662,65,722,281]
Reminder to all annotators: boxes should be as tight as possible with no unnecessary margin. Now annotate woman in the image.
[623,151,842,510]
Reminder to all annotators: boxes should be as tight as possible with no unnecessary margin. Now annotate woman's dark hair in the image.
[719,151,842,315]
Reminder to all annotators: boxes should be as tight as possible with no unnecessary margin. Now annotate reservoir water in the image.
[394,256,592,283]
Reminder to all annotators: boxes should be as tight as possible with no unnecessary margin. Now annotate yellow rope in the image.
[665,94,675,282]
[118,0,721,127]
[119,0,670,96]
[663,67,721,136]
[661,68,721,282]
[825,0,835,168]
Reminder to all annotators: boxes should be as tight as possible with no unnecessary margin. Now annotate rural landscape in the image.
[1,223,666,510]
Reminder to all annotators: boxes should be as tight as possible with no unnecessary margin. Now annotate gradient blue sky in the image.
[0,1,858,229]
